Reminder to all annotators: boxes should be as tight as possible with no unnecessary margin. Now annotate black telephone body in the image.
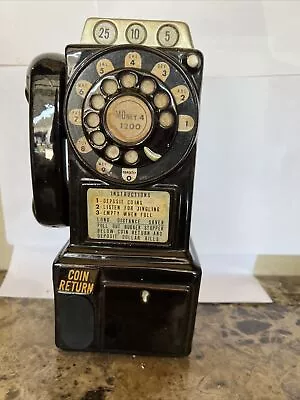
[27,18,203,356]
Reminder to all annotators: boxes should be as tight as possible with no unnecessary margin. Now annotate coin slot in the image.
[159,111,174,129]
[153,92,170,109]
[90,94,105,110]
[93,20,118,45]
[90,131,106,147]
[126,23,147,45]
[140,79,156,95]
[85,112,100,128]
[105,145,120,160]
[157,24,179,47]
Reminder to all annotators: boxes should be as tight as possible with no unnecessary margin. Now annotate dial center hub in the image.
[104,95,153,145]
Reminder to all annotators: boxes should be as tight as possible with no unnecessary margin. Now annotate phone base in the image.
[53,243,201,357]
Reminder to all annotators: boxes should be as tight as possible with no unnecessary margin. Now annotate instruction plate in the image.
[87,188,170,243]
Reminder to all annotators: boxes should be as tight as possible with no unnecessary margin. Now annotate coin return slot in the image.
[102,79,118,95]
[91,131,106,147]
[90,94,105,110]
[154,92,170,109]
[121,73,137,89]
[85,112,100,128]
[105,145,120,160]
[159,111,174,128]
[124,150,139,165]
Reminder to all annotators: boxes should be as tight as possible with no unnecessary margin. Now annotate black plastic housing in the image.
[28,43,203,356]
[53,244,201,356]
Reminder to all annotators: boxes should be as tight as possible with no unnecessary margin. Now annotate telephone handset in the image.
[27,54,68,226]
[27,18,204,356]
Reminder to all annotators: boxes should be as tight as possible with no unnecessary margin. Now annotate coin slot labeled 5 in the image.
[157,24,179,47]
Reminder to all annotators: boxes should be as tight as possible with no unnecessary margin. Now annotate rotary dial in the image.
[65,45,200,184]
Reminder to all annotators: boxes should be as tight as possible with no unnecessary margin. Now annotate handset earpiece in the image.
[27,54,69,226]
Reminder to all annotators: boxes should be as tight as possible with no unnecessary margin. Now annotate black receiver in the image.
[27,18,203,356]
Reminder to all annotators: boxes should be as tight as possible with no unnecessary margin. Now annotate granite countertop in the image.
[0,274,299,400]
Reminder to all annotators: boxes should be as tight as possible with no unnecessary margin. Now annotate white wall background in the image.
[1,0,300,300]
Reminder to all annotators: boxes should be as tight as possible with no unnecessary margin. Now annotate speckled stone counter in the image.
[0,276,299,400]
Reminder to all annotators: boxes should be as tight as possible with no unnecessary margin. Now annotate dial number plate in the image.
[105,95,153,145]
[65,45,199,184]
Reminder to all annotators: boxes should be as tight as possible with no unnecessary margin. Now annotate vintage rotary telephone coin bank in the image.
[26,18,203,356]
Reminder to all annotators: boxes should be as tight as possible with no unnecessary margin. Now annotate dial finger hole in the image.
[159,111,174,128]
[105,145,120,160]
[121,73,137,89]
[102,79,118,95]
[90,94,105,110]
[154,92,170,109]
[140,79,156,95]
[124,150,139,165]
[91,131,106,147]
[85,112,100,128]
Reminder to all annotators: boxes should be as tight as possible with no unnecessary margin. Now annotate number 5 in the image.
[104,28,110,39]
